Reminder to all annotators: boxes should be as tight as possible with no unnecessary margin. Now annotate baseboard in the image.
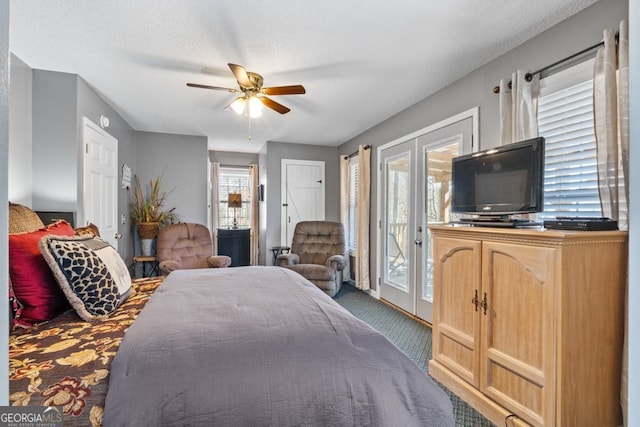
[379,297,433,329]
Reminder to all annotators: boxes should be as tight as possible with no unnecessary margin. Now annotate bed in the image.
[9,277,163,426]
[10,266,454,426]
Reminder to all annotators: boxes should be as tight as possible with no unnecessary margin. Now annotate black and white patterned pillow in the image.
[39,235,133,322]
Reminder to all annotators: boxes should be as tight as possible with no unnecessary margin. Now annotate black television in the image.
[451,137,545,225]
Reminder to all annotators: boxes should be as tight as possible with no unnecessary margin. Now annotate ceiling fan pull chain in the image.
[247,116,252,141]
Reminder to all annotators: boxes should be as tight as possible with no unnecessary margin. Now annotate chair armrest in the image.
[326,254,346,271]
[207,255,232,268]
[277,253,299,266]
[159,260,181,275]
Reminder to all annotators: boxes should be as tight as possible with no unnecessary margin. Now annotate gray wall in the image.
[32,70,77,212]
[135,132,208,227]
[339,0,629,292]
[1,0,10,406]
[263,141,339,264]
[8,54,32,205]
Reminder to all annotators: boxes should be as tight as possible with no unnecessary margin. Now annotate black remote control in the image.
[555,216,611,221]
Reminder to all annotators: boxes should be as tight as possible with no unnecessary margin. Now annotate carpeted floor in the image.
[334,283,495,427]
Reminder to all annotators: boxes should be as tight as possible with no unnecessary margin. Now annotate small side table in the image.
[133,256,160,278]
[271,246,291,265]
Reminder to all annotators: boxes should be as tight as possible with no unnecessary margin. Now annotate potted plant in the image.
[130,174,178,255]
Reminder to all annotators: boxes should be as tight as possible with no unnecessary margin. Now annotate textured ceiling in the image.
[9,0,597,153]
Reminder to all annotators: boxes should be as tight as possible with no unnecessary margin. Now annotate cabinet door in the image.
[481,242,556,427]
[432,236,482,387]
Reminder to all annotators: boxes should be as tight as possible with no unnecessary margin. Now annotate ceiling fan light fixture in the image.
[247,96,264,118]
[230,97,247,115]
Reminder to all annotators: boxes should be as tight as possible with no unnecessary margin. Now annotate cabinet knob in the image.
[414,239,422,247]
[480,292,488,315]
[472,289,479,311]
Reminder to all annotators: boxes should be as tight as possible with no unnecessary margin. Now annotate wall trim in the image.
[377,107,479,152]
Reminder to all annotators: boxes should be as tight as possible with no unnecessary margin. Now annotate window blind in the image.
[218,168,251,228]
[538,79,602,220]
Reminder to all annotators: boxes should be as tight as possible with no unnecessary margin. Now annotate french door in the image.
[379,116,473,322]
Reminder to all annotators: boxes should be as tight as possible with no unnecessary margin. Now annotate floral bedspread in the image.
[9,277,163,427]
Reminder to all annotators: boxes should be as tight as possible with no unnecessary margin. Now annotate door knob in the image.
[414,239,422,246]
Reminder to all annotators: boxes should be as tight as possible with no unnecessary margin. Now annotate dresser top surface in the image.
[429,224,627,245]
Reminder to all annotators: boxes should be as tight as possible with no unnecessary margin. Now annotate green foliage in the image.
[130,174,179,225]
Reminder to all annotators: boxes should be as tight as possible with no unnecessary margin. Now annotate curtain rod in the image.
[219,164,250,169]
[344,144,371,160]
[492,33,617,94]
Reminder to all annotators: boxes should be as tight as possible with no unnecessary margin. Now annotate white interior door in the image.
[380,115,474,322]
[82,117,119,249]
[281,159,325,245]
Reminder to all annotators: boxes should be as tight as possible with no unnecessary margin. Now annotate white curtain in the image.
[593,19,629,427]
[355,145,371,291]
[249,164,259,265]
[211,162,221,255]
[594,20,629,228]
[499,69,540,145]
[339,155,351,282]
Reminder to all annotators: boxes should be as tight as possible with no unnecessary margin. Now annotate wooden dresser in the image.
[428,225,627,427]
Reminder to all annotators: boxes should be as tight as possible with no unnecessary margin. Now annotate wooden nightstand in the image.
[270,246,290,265]
[133,256,160,278]
[217,228,251,267]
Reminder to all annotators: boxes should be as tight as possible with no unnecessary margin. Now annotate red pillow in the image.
[9,220,75,326]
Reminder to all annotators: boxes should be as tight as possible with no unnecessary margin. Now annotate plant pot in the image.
[137,222,159,239]
[140,239,154,256]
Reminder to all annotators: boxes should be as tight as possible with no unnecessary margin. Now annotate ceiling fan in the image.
[187,63,305,116]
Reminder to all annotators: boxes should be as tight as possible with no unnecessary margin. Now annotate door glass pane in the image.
[423,142,460,302]
[385,154,410,289]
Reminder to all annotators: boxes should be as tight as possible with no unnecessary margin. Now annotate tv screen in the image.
[451,137,545,216]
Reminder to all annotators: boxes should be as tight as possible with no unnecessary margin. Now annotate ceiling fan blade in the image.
[187,83,238,92]
[228,63,252,87]
[260,96,291,114]
[261,85,306,96]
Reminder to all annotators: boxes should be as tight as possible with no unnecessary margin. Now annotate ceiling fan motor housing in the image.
[240,72,264,92]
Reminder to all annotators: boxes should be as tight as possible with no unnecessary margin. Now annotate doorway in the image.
[378,111,475,322]
[81,117,119,249]
[281,159,325,245]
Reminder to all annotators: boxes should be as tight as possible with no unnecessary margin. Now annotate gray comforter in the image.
[104,267,453,426]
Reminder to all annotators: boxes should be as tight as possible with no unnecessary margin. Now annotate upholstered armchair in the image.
[276,221,346,297]
[156,223,231,275]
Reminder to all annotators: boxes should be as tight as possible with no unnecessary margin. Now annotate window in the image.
[218,167,251,228]
[537,59,602,220]
[347,158,358,254]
